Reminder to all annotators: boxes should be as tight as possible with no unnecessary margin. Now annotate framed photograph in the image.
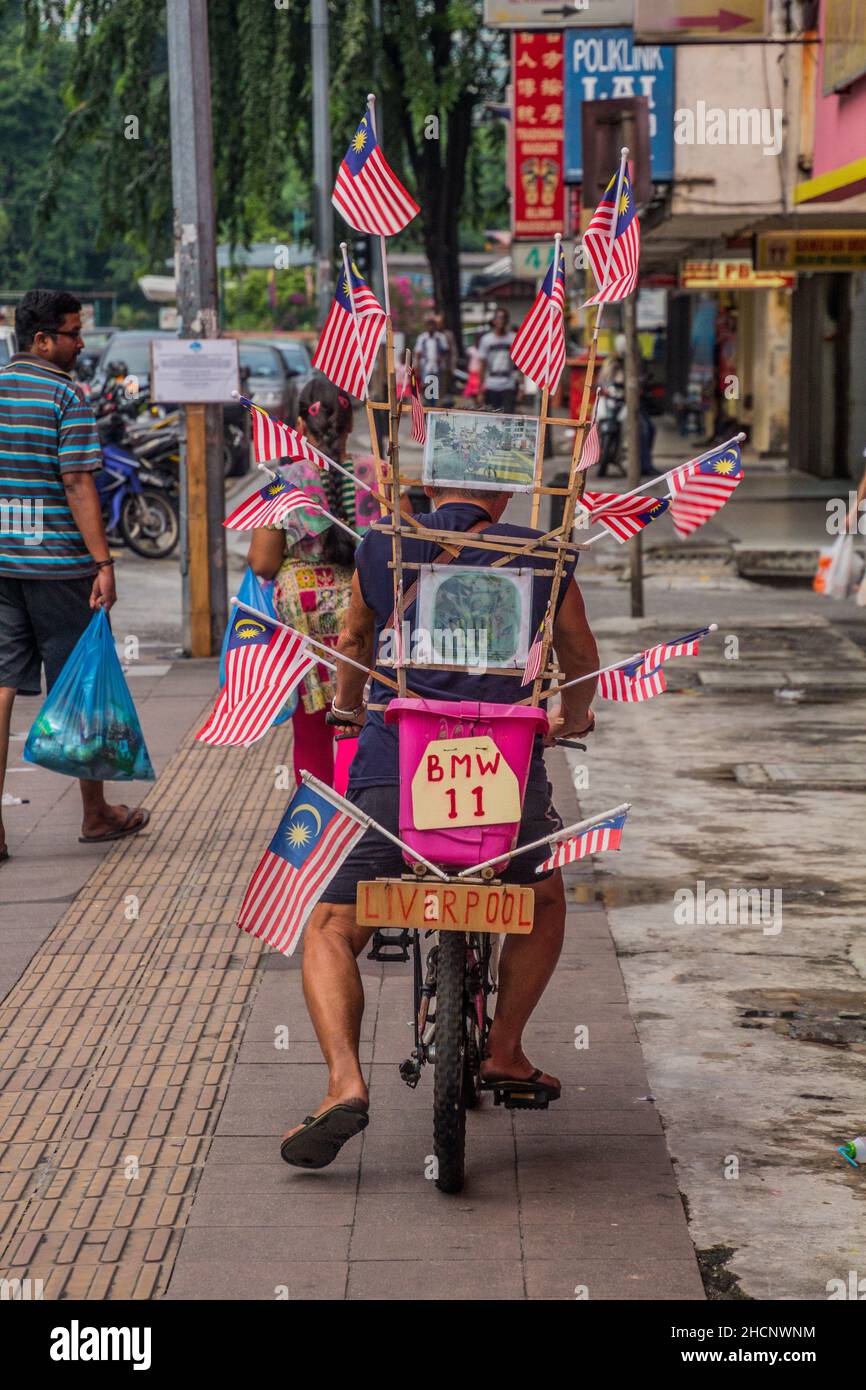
[422,410,538,493]
[415,564,533,670]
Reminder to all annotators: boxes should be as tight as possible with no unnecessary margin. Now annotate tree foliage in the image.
[11,1,507,341]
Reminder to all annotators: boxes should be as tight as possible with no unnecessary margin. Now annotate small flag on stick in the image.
[582,167,640,306]
[196,610,314,747]
[408,366,427,443]
[313,259,385,399]
[597,625,714,702]
[332,109,419,237]
[237,783,367,956]
[582,491,669,543]
[577,416,601,474]
[510,245,567,391]
[521,604,551,686]
[536,810,628,872]
[667,444,744,536]
[246,402,332,470]
[224,478,322,532]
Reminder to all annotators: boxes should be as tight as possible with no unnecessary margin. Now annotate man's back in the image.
[0,356,101,579]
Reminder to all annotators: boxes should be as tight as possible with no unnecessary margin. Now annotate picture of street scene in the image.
[422,409,538,492]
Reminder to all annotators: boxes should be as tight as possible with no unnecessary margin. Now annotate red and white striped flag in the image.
[598,662,667,702]
[667,444,743,536]
[521,604,551,685]
[408,366,427,443]
[641,626,713,673]
[312,259,385,399]
[582,490,669,543]
[237,783,367,956]
[536,811,628,872]
[510,246,567,391]
[249,404,332,470]
[196,612,314,747]
[332,110,419,237]
[224,477,322,532]
[582,168,640,306]
[577,418,600,473]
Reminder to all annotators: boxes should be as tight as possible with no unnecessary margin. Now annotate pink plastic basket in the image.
[384,698,549,871]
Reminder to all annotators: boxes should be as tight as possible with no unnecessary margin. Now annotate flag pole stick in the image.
[230,597,421,698]
[302,772,450,880]
[516,623,718,706]
[339,240,387,511]
[530,232,561,530]
[456,802,632,879]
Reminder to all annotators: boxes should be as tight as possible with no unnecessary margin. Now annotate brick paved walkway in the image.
[0,676,704,1301]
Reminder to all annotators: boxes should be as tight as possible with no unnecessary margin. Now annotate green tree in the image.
[14,1,506,348]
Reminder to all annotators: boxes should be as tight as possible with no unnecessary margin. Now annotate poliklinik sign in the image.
[564,28,675,182]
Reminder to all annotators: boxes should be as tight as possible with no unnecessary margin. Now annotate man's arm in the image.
[545,578,598,743]
[332,572,376,716]
[61,471,116,609]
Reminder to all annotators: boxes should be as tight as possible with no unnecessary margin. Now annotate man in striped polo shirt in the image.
[0,290,150,864]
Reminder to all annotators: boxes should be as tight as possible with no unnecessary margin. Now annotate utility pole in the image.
[623,292,644,618]
[311,0,333,328]
[167,0,226,657]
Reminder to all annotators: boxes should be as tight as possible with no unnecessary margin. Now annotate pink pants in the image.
[290,704,356,795]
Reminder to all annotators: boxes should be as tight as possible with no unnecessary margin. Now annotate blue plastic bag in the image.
[221,569,297,723]
[24,609,155,781]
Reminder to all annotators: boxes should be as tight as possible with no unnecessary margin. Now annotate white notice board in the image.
[150,338,240,403]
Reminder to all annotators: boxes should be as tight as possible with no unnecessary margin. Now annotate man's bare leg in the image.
[481,871,566,1089]
[79,779,148,839]
[282,902,374,1142]
[0,686,15,858]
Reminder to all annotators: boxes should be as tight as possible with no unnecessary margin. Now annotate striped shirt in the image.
[0,354,102,579]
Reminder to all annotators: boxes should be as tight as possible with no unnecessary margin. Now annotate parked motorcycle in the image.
[96,427,179,559]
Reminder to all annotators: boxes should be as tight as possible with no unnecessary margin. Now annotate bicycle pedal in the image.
[367,928,413,963]
[490,1086,550,1111]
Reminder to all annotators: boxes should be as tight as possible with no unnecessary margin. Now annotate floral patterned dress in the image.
[266,458,355,715]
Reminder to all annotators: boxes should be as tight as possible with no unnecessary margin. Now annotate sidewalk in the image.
[0,663,704,1302]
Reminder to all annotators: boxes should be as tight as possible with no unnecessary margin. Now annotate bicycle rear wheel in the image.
[432,932,468,1194]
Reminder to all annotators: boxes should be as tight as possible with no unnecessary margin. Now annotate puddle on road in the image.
[733,988,866,1049]
[571,875,849,915]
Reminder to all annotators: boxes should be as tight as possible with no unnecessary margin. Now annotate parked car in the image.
[0,326,18,367]
[238,340,297,420]
[75,326,118,383]
[89,330,177,398]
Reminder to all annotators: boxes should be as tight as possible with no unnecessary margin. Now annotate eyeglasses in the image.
[49,330,83,340]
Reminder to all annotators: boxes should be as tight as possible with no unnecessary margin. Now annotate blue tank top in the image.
[348,502,578,789]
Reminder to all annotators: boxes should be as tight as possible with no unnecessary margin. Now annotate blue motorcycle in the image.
[96,437,179,559]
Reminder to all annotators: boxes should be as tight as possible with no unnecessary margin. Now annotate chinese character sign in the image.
[512,31,565,240]
[564,29,675,182]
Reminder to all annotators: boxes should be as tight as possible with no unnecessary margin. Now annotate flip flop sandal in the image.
[280,1101,369,1169]
[479,1068,561,1110]
[79,806,151,844]
[0,849,9,867]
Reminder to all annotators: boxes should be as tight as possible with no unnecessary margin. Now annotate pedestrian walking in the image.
[246,379,359,793]
[478,307,521,413]
[0,289,151,864]
[413,311,449,405]
[464,330,484,404]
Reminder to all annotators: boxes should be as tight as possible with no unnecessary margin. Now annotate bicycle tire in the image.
[433,931,468,1194]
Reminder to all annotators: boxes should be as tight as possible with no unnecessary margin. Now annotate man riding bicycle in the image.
[280,485,599,1168]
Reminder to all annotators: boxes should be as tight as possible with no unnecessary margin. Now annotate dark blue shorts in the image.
[0,575,94,697]
[320,756,563,902]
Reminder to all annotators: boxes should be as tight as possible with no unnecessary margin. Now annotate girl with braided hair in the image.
[247,378,358,792]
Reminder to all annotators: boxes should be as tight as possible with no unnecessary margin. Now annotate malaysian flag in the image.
[641,625,714,672]
[582,168,640,306]
[521,604,551,685]
[237,783,367,956]
[332,110,419,237]
[196,610,315,747]
[598,657,667,703]
[243,399,333,470]
[582,491,669,543]
[536,811,628,872]
[408,366,427,443]
[224,477,322,532]
[313,259,385,399]
[577,417,601,474]
[667,444,743,537]
[510,245,567,391]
